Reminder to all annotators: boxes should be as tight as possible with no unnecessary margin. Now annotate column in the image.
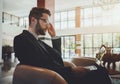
[0,0,3,62]
[37,0,55,24]
[75,7,81,57]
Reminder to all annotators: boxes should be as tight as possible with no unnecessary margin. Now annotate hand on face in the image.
[47,23,56,37]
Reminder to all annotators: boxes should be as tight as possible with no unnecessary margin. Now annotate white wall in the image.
[0,0,3,62]
[2,24,25,46]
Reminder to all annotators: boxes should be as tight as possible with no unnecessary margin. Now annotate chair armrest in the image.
[63,61,76,67]
[13,65,67,84]
[71,57,97,66]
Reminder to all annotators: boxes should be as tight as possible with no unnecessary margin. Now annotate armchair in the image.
[12,61,75,84]
[71,57,97,67]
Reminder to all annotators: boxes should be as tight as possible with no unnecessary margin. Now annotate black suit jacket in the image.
[14,30,73,83]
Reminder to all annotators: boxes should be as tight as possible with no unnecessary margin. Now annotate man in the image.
[14,7,112,84]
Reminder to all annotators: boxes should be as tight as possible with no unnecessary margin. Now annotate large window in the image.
[80,3,120,27]
[61,36,75,59]
[54,10,75,30]
[82,33,120,58]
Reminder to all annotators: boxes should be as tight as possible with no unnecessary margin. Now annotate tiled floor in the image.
[0,60,18,84]
[0,66,14,84]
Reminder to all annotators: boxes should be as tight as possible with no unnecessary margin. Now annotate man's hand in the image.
[72,66,90,78]
[47,23,56,37]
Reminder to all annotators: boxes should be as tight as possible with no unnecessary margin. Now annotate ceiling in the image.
[3,0,120,17]
[3,0,94,17]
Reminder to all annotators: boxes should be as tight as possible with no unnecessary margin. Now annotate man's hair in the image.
[29,7,51,25]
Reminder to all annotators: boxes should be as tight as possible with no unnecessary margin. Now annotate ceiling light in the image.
[93,0,120,10]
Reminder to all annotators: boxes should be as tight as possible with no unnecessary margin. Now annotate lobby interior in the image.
[1,0,120,84]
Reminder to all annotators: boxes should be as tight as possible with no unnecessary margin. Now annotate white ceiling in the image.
[3,0,120,17]
[4,0,117,17]
[3,0,37,17]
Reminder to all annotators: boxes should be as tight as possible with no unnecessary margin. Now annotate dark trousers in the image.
[73,67,112,84]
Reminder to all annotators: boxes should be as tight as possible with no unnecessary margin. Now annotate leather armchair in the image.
[12,61,75,84]
[71,57,97,67]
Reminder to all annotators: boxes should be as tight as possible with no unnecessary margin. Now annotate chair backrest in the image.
[13,65,67,84]
[71,57,97,66]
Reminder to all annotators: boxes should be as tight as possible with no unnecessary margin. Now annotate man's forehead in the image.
[41,13,49,18]
[40,13,50,20]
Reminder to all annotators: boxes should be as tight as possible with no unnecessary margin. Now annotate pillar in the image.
[75,7,81,57]
[0,0,3,62]
[37,0,55,24]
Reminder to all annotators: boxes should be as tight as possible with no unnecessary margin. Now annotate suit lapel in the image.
[22,30,50,56]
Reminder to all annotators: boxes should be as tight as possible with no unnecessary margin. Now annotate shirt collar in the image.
[27,30,38,40]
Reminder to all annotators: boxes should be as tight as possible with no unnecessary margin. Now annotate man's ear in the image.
[31,17,37,24]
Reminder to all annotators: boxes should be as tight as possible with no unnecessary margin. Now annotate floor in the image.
[0,60,120,84]
[0,60,18,84]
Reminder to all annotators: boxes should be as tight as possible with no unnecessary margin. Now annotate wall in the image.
[0,0,3,62]
[2,24,25,46]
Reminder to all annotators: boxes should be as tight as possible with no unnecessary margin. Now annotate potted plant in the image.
[2,45,13,71]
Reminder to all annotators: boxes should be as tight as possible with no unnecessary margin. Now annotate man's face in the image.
[35,13,50,35]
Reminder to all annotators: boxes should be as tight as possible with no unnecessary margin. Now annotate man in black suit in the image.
[14,7,112,84]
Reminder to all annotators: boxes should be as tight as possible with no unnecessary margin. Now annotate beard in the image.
[35,21,46,35]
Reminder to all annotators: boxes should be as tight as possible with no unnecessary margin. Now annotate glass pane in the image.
[68,10,75,20]
[11,16,19,26]
[4,13,11,24]
[61,11,67,21]
[68,20,75,28]
[69,36,75,49]
[93,17,102,26]
[84,48,92,57]
[102,16,112,26]
[112,33,120,54]
[24,17,29,28]
[80,8,84,18]
[61,36,75,59]
[55,22,60,30]
[113,33,120,47]
[84,8,93,18]
[103,33,112,47]
[69,49,75,57]
[61,21,67,29]
[93,34,102,47]
[80,18,84,27]
[54,12,60,21]
[84,18,92,27]
[84,35,92,47]
[19,18,24,27]
[93,47,100,58]
[93,7,102,17]
[112,15,120,25]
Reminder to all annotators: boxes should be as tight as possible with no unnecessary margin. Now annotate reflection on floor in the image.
[0,61,18,84]
[0,60,120,84]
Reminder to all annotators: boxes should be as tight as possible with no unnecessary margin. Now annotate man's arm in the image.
[51,37,61,54]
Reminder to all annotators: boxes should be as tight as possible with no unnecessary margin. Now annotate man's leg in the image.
[75,67,112,84]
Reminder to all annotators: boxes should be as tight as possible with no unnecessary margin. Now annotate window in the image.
[61,36,75,59]
[82,33,120,57]
[54,10,75,30]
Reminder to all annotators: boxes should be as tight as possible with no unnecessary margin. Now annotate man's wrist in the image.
[51,36,60,40]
